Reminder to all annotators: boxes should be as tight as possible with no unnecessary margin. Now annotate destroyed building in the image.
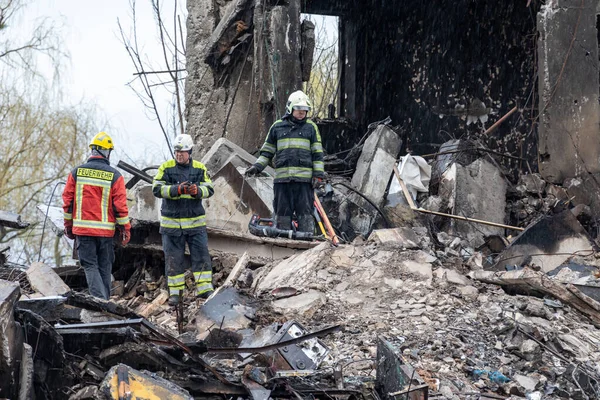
[1,0,600,398]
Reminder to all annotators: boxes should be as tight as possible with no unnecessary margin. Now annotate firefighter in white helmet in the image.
[245,90,324,234]
[152,134,215,306]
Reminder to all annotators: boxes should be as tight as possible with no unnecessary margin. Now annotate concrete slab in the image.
[439,159,506,248]
[26,262,70,296]
[200,137,275,177]
[491,210,594,273]
[368,228,420,249]
[351,125,402,206]
[255,242,330,293]
[399,260,433,281]
[204,160,273,231]
[435,268,470,286]
[271,290,326,318]
[537,1,600,183]
[18,343,33,400]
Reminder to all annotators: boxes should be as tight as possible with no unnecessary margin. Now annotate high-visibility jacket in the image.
[253,116,324,183]
[62,156,130,237]
[152,158,214,235]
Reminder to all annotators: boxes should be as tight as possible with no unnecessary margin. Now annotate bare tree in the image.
[0,0,65,78]
[302,15,339,119]
[0,0,98,266]
[118,0,187,157]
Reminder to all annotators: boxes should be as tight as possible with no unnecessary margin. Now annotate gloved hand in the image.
[244,166,259,177]
[188,183,199,197]
[117,225,131,246]
[64,225,75,240]
[170,181,190,197]
[121,226,131,246]
[312,177,324,189]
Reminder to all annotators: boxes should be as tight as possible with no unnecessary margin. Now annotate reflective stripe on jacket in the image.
[62,156,130,237]
[152,158,214,235]
[253,116,324,183]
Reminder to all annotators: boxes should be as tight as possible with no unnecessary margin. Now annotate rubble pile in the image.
[249,239,600,398]
[1,125,600,399]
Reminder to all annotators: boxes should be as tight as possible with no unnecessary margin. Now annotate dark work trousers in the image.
[162,227,213,297]
[273,182,313,217]
[77,236,115,300]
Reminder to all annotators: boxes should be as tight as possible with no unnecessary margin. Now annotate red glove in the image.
[178,182,190,195]
[64,225,75,240]
[188,183,199,197]
[118,225,131,246]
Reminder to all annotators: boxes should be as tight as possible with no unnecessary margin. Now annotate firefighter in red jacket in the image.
[62,132,131,299]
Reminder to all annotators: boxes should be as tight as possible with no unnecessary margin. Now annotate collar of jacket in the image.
[87,156,110,164]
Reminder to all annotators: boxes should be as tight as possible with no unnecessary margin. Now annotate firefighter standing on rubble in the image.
[62,132,131,300]
[245,90,325,233]
[152,134,215,306]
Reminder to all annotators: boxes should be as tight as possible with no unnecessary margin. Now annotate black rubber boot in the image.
[297,214,315,234]
[168,295,180,306]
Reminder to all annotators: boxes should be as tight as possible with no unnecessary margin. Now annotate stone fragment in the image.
[351,124,402,206]
[491,210,594,273]
[368,228,420,249]
[399,260,433,280]
[435,268,470,286]
[0,280,22,397]
[458,285,479,298]
[518,173,546,194]
[256,243,329,293]
[271,290,326,318]
[438,159,506,248]
[26,262,70,296]
[514,374,539,392]
[18,343,33,400]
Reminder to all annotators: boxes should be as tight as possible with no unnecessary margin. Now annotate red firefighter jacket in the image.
[62,156,130,237]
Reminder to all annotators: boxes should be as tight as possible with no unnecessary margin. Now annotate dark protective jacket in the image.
[152,158,214,235]
[253,115,324,183]
[62,156,130,237]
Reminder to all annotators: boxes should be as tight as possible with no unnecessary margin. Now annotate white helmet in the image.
[173,134,194,152]
[285,90,312,114]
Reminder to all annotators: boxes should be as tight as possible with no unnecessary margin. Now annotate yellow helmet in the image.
[89,132,115,150]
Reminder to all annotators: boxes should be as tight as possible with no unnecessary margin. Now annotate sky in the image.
[9,1,338,169]
[16,0,180,167]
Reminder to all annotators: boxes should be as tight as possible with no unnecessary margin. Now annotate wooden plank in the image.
[222,252,250,288]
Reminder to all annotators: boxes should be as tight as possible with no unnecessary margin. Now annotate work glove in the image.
[64,225,75,240]
[117,225,131,246]
[244,165,259,177]
[312,177,325,189]
[169,182,190,197]
[188,183,199,197]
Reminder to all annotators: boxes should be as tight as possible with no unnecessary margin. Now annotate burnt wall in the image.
[340,1,542,174]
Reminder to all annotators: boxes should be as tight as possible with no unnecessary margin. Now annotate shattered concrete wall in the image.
[185,0,304,155]
[185,0,261,154]
[537,0,600,183]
